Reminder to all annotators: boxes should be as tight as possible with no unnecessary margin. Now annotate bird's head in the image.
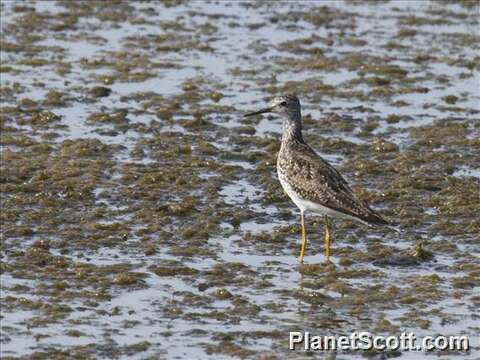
[244,94,301,119]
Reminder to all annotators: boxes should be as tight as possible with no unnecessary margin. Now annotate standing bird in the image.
[244,94,392,263]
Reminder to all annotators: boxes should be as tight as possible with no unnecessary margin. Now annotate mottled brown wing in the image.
[286,142,388,225]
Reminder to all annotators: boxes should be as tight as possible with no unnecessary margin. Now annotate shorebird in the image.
[244,94,392,263]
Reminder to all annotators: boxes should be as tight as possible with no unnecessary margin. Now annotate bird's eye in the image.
[280,101,287,107]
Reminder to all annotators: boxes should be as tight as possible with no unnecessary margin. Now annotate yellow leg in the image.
[325,216,332,262]
[299,211,307,264]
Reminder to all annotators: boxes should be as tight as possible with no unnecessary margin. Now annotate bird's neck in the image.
[282,112,304,143]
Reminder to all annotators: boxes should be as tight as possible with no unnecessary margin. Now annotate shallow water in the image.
[1,1,479,359]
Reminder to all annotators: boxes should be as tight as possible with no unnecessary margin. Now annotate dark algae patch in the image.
[1,1,479,359]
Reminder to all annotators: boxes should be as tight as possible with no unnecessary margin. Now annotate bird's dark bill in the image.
[244,108,272,117]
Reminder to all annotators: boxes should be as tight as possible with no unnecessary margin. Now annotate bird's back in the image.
[277,138,389,226]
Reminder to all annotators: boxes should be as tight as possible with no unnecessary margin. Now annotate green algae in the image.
[29,110,61,126]
[150,263,199,277]
[89,86,112,98]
